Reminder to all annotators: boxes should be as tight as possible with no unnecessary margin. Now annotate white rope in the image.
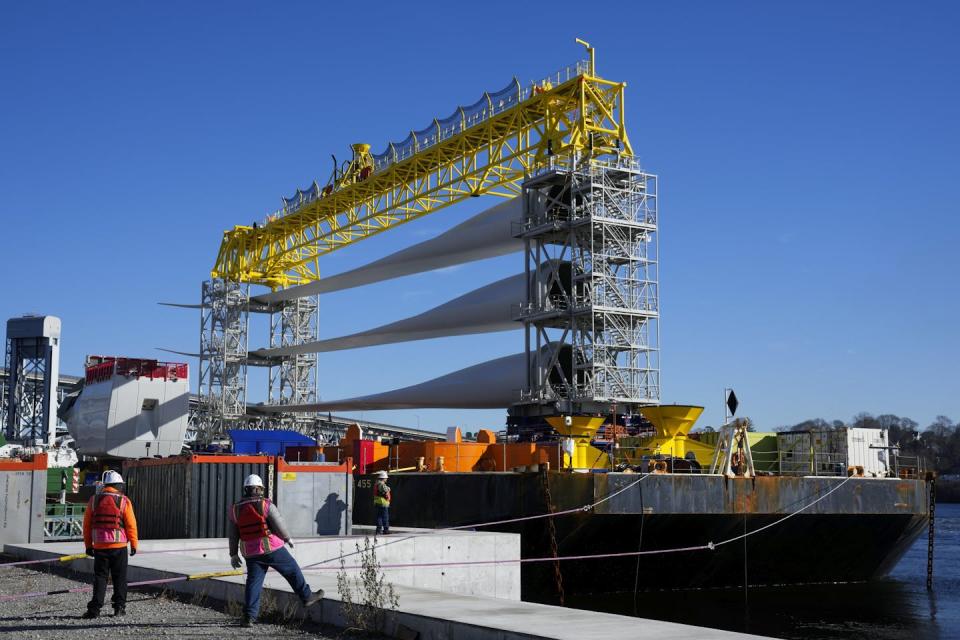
[714,475,855,547]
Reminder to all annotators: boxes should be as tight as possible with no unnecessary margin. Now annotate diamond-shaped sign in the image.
[726,390,739,417]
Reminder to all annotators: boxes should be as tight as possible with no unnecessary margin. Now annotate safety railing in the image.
[892,453,925,479]
[510,297,572,321]
[370,60,589,174]
[776,451,850,476]
[272,60,590,221]
[44,503,86,542]
[86,357,188,384]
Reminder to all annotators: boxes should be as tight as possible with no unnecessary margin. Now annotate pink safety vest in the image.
[90,493,129,545]
[230,497,284,557]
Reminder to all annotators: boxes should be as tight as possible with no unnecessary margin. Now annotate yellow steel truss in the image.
[212,64,633,288]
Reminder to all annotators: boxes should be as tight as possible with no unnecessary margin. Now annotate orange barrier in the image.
[284,422,587,474]
[294,440,568,473]
[0,453,47,471]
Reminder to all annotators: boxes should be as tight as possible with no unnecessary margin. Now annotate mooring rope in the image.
[305,474,856,572]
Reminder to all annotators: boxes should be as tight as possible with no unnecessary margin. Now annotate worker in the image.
[228,474,324,627]
[373,470,391,535]
[81,470,138,619]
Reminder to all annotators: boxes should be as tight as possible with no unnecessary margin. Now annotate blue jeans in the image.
[243,546,312,620]
[376,506,390,534]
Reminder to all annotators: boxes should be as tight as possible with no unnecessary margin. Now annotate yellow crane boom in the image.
[212,48,632,288]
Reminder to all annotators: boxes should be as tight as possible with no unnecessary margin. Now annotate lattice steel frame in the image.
[4,331,60,447]
[517,158,659,411]
[268,295,319,426]
[198,279,249,441]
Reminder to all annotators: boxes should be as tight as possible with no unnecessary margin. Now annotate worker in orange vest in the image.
[82,470,138,619]
[228,474,324,627]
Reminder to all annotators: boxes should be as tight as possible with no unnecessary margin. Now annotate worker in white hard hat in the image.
[373,470,391,535]
[81,470,138,619]
[228,473,323,627]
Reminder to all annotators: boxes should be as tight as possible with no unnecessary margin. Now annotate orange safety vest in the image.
[234,498,271,540]
[91,493,129,545]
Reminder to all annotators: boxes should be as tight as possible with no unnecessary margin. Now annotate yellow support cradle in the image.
[211,48,633,288]
[546,415,608,469]
[619,405,718,467]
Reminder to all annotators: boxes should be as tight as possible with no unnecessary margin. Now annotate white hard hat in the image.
[244,474,264,488]
[102,470,124,485]
[376,470,388,479]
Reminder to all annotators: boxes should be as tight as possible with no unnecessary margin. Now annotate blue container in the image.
[228,429,315,456]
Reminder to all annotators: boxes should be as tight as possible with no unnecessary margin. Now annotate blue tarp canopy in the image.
[228,429,315,455]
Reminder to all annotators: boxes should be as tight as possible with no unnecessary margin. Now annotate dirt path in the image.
[0,565,338,639]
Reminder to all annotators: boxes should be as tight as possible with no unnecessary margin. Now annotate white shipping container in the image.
[845,427,890,477]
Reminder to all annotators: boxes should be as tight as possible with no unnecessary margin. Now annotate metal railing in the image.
[271,60,591,222]
[892,453,925,479]
[44,503,86,541]
[776,451,848,476]
[603,441,930,479]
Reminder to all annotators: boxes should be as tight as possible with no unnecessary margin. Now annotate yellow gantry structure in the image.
[212,46,633,288]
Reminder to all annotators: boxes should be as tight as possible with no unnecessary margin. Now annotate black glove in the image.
[230,555,243,569]
[85,547,93,557]
[130,547,137,557]
[286,539,295,549]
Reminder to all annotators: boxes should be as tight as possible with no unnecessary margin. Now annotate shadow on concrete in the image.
[315,493,347,535]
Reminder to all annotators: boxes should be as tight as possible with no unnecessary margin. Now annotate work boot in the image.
[304,589,325,608]
[241,616,254,628]
[113,606,126,617]
[81,609,99,619]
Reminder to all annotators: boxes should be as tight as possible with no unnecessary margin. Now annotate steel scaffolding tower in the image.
[198,279,249,440]
[513,158,659,421]
[267,295,319,427]
[195,281,319,441]
[4,316,62,447]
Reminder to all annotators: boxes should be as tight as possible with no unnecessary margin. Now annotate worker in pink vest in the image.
[228,474,323,627]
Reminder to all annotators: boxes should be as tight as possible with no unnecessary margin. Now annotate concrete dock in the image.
[5,530,771,640]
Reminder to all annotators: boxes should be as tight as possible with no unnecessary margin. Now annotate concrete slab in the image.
[4,535,770,640]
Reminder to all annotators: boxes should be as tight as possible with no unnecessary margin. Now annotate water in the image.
[566,503,959,639]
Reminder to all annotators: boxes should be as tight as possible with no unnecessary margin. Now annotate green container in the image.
[695,431,780,472]
[46,467,76,494]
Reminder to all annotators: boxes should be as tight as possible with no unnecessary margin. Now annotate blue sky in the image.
[1,2,957,433]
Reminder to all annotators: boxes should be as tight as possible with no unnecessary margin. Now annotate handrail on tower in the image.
[575,37,595,75]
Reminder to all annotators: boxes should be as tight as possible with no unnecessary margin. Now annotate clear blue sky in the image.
[1,2,957,433]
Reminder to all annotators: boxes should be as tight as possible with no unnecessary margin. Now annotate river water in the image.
[566,502,959,639]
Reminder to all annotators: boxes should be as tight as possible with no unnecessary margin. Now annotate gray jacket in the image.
[228,498,292,557]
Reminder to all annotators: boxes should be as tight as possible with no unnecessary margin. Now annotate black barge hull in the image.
[354,472,929,600]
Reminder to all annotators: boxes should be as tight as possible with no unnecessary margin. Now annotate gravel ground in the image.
[0,564,342,639]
